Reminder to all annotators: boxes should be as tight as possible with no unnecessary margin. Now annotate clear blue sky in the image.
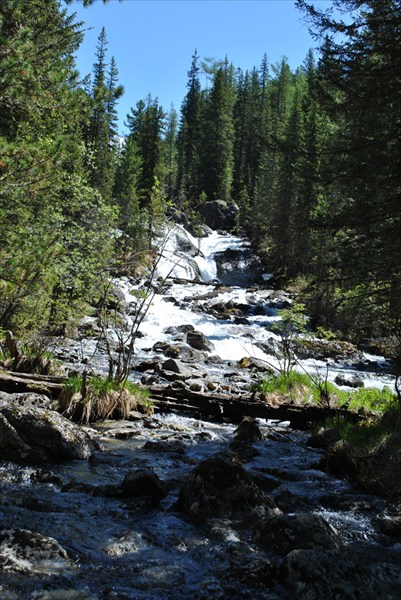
[66,0,331,134]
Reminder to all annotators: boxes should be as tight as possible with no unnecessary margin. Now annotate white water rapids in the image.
[108,225,394,392]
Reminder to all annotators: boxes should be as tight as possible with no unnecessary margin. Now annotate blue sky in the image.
[66,0,331,133]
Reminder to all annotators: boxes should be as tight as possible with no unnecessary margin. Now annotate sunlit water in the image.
[0,413,394,599]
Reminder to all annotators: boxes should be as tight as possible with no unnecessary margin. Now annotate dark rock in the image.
[280,546,401,600]
[174,228,200,257]
[334,373,364,388]
[307,426,341,449]
[160,358,193,379]
[233,416,262,442]
[0,528,71,574]
[152,341,181,357]
[198,199,239,231]
[0,404,97,464]
[253,513,342,555]
[186,330,214,352]
[294,338,363,364]
[176,453,280,523]
[376,513,401,538]
[122,468,167,500]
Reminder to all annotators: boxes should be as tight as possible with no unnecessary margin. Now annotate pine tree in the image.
[176,50,203,206]
[200,59,236,202]
[126,94,165,208]
[0,0,115,337]
[296,0,401,338]
[85,28,123,201]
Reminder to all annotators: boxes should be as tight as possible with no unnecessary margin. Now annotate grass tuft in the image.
[59,375,153,422]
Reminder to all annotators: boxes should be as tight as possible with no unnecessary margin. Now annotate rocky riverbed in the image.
[1,399,401,600]
[1,225,400,599]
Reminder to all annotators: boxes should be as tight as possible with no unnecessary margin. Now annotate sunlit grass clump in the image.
[252,370,398,413]
[59,374,153,422]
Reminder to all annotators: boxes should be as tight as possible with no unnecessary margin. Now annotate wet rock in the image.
[159,358,193,380]
[186,330,215,352]
[334,373,364,388]
[176,453,280,523]
[0,391,52,409]
[186,379,204,392]
[307,426,341,449]
[198,199,239,231]
[253,513,342,554]
[174,228,200,257]
[122,468,168,501]
[233,417,262,442]
[280,545,401,600]
[0,528,72,574]
[164,323,195,338]
[227,544,276,586]
[294,338,363,364]
[0,404,98,464]
[236,356,272,373]
[153,341,181,357]
[376,513,401,538]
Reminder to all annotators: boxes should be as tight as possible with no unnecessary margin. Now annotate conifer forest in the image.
[1,0,400,353]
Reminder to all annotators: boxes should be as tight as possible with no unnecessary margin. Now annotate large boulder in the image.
[0,528,72,574]
[253,513,342,555]
[0,398,98,464]
[186,330,215,352]
[280,545,401,600]
[176,453,280,523]
[122,468,168,501]
[198,199,239,231]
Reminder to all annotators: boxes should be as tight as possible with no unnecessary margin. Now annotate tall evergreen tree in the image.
[0,0,115,336]
[297,0,401,338]
[200,59,236,202]
[176,50,203,206]
[126,94,165,207]
[85,27,123,201]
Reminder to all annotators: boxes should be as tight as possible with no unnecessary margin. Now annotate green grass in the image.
[60,374,153,422]
[252,370,398,414]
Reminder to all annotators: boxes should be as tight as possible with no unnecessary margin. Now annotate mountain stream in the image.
[1,226,400,599]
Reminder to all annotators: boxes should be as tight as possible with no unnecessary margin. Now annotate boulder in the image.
[122,468,167,501]
[186,330,214,352]
[174,228,200,257]
[233,416,263,442]
[198,199,239,231]
[253,513,342,555]
[0,401,98,464]
[334,373,364,388]
[176,453,280,523]
[160,358,193,379]
[0,528,72,574]
[280,546,401,600]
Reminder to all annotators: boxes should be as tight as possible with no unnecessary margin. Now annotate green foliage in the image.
[271,302,309,375]
[252,370,313,396]
[60,374,152,422]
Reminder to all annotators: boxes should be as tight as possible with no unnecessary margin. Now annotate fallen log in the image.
[0,371,64,398]
[148,385,361,430]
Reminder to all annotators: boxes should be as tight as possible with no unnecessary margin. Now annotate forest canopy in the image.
[0,0,400,354]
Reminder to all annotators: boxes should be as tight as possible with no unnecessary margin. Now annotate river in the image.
[1,225,400,599]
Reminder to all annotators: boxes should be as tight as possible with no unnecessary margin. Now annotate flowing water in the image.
[1,225,400,598]
[1,412,398,599]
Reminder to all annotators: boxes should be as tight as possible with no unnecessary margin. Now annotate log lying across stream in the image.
[147,385,359,430]
[0,370,65,398]
[0,370,359,430]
